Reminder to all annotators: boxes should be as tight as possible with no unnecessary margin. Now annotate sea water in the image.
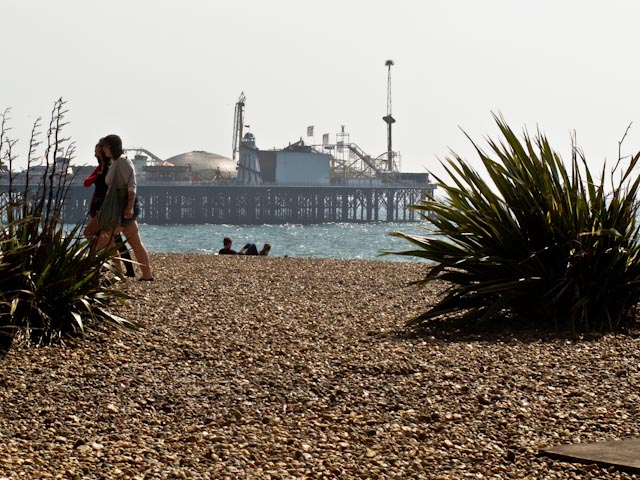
[138,222,434,262]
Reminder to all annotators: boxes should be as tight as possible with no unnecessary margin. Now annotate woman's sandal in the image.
[138,277,155,282]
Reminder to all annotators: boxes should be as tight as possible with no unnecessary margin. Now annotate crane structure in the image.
[232,92,246,165]
[382,59,396,172]
[232,92,263,184]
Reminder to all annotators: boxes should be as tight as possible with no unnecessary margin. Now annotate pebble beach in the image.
[1,253,639,479]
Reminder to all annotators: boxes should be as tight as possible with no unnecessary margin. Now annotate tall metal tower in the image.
[232,92,246,164]
[382,59,396,171]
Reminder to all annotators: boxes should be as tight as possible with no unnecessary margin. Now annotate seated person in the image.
[259,243,271,256]
[239,243,272,256]
[239,243,259,255]
[218,236,237,255]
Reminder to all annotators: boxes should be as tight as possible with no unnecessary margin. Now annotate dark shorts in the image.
[121,196,140,227]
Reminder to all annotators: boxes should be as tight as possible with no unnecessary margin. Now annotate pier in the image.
[57,184,431,225]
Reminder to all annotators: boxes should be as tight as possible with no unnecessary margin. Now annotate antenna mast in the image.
[382,59,396,171]
[232,92,246,164]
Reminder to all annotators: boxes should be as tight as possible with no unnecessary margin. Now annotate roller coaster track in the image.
[345,143,394,174]
[124,148,163,164]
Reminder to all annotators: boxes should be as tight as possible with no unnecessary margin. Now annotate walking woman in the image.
[96,134,154,281]
[84,139,135,277]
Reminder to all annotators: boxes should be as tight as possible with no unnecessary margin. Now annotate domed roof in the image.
[165,151,236,176]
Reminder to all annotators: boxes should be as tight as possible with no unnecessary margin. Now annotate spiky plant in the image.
[390,115,640,333]
[0,100,135,353]
[0,218,133,345]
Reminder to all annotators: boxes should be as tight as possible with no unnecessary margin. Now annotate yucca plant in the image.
[390,115,640,333]
[0,100,136,353]
[0,218,133,345]
[0,237,25,355]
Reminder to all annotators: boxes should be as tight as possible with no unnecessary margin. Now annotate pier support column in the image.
[342,191,349,222]
[386,190,395,222]
[247,190,256,224]
[317,191,325,223]
[366,190,373,221]
[331,192,337,221]
[292,192,299,223]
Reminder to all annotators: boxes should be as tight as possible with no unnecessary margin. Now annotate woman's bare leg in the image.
[94,230,113,252]
[84,216,100,240]
[115,234,135,277]
[93,230,124,276]
[122,221,153,279]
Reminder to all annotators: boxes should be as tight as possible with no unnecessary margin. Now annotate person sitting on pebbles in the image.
[218,236,237,255]
[259,243,271,256]
[239,243,271,256]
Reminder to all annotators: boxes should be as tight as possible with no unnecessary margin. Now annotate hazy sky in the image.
[2,0,640,181]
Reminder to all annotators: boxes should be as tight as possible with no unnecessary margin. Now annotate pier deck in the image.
[4,184,434,225]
